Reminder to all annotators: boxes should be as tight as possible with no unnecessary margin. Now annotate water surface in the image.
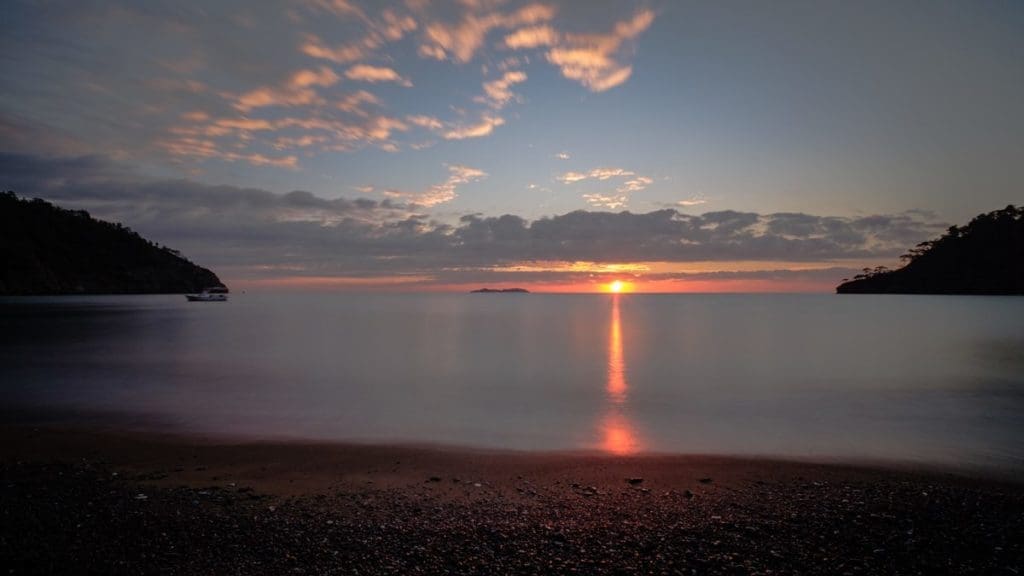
[2,293,1022,471]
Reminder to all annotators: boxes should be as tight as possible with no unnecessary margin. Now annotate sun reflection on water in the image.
[601,294,641,455]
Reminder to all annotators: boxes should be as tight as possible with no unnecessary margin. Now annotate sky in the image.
[2,0,1022,292]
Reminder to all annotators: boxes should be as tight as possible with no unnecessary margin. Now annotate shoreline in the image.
[8,416,1024,475]
[4,423,1021,492]
[3,423,1023,574]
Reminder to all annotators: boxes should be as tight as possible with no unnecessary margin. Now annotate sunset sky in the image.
[2,0,1022,291]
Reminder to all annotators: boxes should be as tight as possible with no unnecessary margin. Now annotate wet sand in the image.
[2,425,1022,575]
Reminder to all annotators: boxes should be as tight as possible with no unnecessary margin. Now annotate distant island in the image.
[837,205,1023,294]
[470,288,530,293]
[0,191,223,295]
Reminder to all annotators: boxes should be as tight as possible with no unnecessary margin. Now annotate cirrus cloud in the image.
[506,8,655,92]
[344,64,413,87]
[382,163,488,207]
[442,114,506,140]
[558,167,653,208]
[418,2,558,63]
[0,1,659,174]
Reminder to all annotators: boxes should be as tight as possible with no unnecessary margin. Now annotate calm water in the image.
[2,293,1023,471]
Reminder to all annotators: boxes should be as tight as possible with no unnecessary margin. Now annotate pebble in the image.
[3,460,1021,576]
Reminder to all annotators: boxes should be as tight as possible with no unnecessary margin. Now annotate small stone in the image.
[626,477,644,485]
[699,477,713,484]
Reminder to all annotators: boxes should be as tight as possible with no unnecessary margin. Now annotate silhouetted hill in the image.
[470,288,530,293]
[0,192,223,295]
[837,205,1024,294]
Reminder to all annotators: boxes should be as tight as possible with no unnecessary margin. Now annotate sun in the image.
[609,280,625,293]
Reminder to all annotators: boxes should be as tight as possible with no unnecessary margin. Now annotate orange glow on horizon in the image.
[223,256,857,293]
[227,269,840,294]
[228,277,836,294]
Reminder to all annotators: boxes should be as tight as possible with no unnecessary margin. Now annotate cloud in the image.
[359,115,410,140]
[617,176,653,193]
[420,20,484,63]
[157,135,299,168]
[1,153,416,241]
[442,114,506,140]
[335,90,383,115]
[554,152,570,160]
[0,1,661,174]
[304,0,368,20]
[289,67,342,89]
[677,197,708,207]
[344,64,413,87]
[555,167,641,183]
[590,168,635,180]
[504,8,655,92]
[233,88,317,111]
[379,8,418,40]
[0,113,94,157]
[234,66,340,111]
[557,168,636,183]
[382,163,488,207]
[299,3,418,64]
[556,167,652,207]
[418,2,557,63]
[406,115,445,130]
[504,25,559,49]
[582,193,629,210]
[161,102,416,164]
[417,4,651,95]
[300,34,372,64]
[135,47,422,164]
[4,153,949,286]
[477,70,528,109]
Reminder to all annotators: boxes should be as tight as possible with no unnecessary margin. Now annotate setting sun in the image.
[609,280,625,293]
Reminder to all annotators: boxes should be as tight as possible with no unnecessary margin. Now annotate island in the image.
[0,191,224,295]
[470,287,530,293]
[837,204,1023,294]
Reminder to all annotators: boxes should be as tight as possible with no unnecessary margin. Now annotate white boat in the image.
[186,286,229,302]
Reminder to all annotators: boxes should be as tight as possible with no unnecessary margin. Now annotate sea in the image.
[2,293,1022,473]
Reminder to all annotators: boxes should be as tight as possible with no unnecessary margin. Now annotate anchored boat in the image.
[186,286,229,302]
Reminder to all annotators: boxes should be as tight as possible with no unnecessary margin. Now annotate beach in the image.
[3,425,1021,575]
